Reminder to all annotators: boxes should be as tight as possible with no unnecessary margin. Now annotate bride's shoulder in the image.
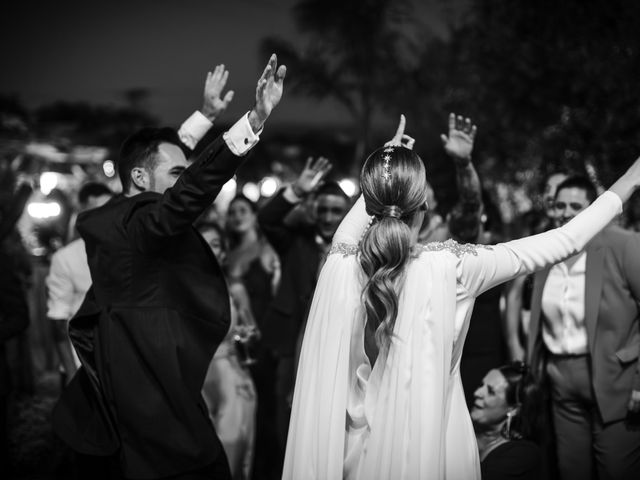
[328,242,359,257]
[414,239,493,258]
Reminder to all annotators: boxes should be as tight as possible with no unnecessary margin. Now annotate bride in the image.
[282,116,640,479]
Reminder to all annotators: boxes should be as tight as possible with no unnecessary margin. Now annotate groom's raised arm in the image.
[123,55,286,249]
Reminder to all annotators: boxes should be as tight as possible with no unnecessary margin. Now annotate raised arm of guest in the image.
[258,156,332,255]
[441,113,482,216]
[178,64,235,149]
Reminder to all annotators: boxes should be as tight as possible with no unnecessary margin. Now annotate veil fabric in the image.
[283,246,480,479]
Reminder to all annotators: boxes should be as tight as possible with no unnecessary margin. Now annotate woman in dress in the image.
[283,115,640,480]
[225,194,280,317]
[472,362,540,480]
[198,221,257,480]
[224,194,281,480]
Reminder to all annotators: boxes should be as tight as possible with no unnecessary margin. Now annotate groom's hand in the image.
[248,54,287,133]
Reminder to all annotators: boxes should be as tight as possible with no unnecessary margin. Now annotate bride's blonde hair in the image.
[359,146,429,355]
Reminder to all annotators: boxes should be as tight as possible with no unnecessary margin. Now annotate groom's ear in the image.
[131,167,150,191]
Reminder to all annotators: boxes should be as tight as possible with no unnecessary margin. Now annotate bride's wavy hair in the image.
[359,146,429,351]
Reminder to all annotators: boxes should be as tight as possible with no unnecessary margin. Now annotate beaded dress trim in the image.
[328,238,492,259]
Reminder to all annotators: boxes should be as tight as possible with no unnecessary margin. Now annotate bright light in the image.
[103,160,116,178]
[339,178,357,197]
[242,182,260,202]
[27,202,61,219]
[222,178,237,195]
[260,177,279,197]
[39,172,58,195]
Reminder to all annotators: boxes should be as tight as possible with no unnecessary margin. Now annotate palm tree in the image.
[262,0,421,172]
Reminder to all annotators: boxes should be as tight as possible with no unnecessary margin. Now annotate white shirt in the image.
[46,238,91,322]
[541,251,588,355]
[46,238,91,368]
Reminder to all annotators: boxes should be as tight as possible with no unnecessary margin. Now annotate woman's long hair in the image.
[359,146,429,354]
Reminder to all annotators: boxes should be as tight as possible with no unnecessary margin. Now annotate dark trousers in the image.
[74,452,231,480]
[547,354,640,480]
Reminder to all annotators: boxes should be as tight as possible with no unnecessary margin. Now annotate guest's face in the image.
[201,228,224,261]
[314,194,348,240]
[553,187,591,227]
[227,199,257,234]
[471,369,510,428]
[543,173,568,218]
[148,143,190,194]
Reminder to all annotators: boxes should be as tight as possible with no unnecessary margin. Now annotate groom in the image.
[53,55,286,480]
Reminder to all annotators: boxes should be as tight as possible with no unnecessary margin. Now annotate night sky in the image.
[1,0,462,128]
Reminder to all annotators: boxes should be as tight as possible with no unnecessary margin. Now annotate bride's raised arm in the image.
[458,158,640,297]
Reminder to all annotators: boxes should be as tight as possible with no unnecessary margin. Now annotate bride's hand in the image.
[385,114,415,150]
[609,156,640,203]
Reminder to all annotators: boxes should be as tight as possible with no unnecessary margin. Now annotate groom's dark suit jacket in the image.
[53,134,247,479]
[527,225,640,423]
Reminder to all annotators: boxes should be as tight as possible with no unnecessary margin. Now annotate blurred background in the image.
[2,0,640,477]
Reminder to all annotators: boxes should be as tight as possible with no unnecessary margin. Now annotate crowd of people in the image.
[2,54,640,480]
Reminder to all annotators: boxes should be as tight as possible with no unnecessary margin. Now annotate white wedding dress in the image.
[283,192,622,480]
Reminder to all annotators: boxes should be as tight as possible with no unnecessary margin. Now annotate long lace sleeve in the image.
[458,190,623,296]
[332,195,370,245]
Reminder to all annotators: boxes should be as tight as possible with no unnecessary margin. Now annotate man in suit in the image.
[527,175,640,480]
[53,55,286,480]
[256,157,343,460]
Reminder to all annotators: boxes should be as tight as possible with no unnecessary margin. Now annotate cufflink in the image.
[244,138,249,145]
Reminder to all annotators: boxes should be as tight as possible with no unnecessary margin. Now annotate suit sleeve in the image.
[458,191,623,296]
[257,189,300,255]
[621,233,640,390]
[124,114,258,252]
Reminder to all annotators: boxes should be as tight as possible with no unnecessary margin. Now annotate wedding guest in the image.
[504,170,569,361]
[225,194,280,328]
[257,156,344,463]
[527,175,640,480]
[223,193,281,480]
[472,363,541,480]
[199,221,257,480]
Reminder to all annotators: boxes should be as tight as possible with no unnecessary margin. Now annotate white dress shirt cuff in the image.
[178,111,213,150]
[283,185,303,204]
[223,112,261,156]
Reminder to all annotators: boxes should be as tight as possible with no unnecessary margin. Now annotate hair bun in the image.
[382,205,403,219]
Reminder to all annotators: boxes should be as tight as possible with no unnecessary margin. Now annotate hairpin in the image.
[382,152,392,182]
